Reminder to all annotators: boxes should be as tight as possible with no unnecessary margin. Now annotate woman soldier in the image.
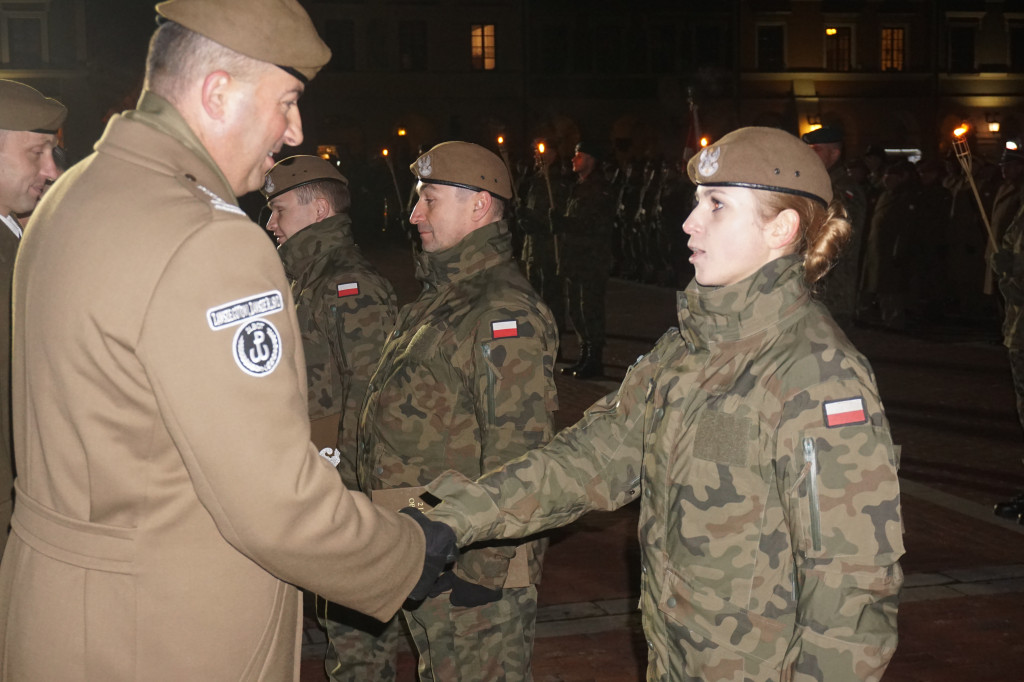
[419,127,905,681]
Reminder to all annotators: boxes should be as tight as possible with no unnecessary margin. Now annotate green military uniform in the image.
[993,207,1024,426]
[520,164,571,331]
[816,164,866,325]
[427,255,905,681]
[277,213,396,485]
[561,166,616,371]
[333,220,558,680]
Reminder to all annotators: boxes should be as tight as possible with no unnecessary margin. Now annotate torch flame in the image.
[497,135,505,146]
[538,142,546,154]
[953,125,968,138]
[382,148,389,157]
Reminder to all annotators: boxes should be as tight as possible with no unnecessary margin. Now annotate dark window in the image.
[757,25,785,70]
[651,25,675,74]
[1010,25,1024,72]
[594,24,623,73]
[324,19,355,71]
[881,27,904,71]
[948,24,975,72]
[7,17,44,66]
[532,23,568,73]
[398,20,427,71]
[825,26,852,71]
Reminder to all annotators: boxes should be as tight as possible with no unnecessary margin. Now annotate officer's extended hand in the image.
[400,507,458,602]
[427,571,503,607]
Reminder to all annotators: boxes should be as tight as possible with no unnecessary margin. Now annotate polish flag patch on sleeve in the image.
[491,320,519,339]
[823,397,868,428]
[337,282,359,297]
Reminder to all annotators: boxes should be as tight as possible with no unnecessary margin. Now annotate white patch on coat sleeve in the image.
[233,319,282,377]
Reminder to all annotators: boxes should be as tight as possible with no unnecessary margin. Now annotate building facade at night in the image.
[2,1,1023,171]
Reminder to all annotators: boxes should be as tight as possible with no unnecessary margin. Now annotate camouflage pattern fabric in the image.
[992,206,1024,427]
[520,168,572,329]
[559,171,616,348]
[815,165,865,325]
[345,220,558,679]
[278,213,397,488]
[427,255,905,681]
[404,586,538,682]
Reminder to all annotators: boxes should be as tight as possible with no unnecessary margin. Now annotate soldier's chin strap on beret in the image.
[400,507,458,602]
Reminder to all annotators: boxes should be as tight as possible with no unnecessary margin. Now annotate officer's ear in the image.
[200,70,233,121]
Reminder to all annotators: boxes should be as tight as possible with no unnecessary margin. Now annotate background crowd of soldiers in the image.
[313,129,1022,344]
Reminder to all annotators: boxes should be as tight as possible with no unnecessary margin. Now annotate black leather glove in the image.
[400,507,458,602]
[427,571,503,607]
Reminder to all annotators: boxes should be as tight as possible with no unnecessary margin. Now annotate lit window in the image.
[825,26,852,71]
[471,24,496,71]
[881,27,904,71]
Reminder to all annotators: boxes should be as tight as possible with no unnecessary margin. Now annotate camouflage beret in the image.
[0,80,67,133]
[687,126,833,207]
[156,0,331,83]
[410,141,512,200]
[801,125,843,145]
[262,155,347,200]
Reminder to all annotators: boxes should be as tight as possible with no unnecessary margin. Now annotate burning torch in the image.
[382,148,405,218]
[534,140,560,265]
[952,125,998,252]
[496,135,519,206]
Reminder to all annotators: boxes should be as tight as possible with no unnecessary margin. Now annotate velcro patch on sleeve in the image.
[491,320,518,339]
[822,397,867,428]
[337,282,359,297]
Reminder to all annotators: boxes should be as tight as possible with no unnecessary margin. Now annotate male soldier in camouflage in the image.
[991,201,1024,523]
[0,80,65,560]
[261,155,400,680]
[519,139,570,334]
[559,140,616,379]
[343,141,559,680]
[802,125,866,328]
[422,127,905,681]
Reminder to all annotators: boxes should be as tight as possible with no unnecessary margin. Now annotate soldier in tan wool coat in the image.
[0,2,454,680]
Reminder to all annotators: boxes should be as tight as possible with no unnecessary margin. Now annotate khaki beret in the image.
[261,155,347,200]
[687,127,833,207]
[410,141,512,200]
[156,0,331,83]
[0,80,67,133]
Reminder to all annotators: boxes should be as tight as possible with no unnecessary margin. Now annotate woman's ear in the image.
[765,208,801,250]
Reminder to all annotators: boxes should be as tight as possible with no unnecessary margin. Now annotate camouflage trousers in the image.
[523,235,565,333]
[1008,348,1024,432]
[322,585,538,681]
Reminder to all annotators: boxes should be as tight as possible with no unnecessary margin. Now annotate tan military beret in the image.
[156,0,331,83]
[0,79,67,133]
[410,141,512,201]
[687,126,833,207]
[261,155,347,200]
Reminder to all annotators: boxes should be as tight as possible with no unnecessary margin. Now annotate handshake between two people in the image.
[400,507,503,608]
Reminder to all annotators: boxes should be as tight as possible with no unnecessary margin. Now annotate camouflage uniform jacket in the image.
[560,171,616,277]
[279,213,397,488]
[427,255,905,681]
[993,206,1024,349]
[358,220,559,587]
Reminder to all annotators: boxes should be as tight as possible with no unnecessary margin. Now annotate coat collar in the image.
[414,220,512,289]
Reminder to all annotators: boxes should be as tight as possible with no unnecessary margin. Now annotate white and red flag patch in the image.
[491,320,519,339]
[337,282,359,297]
[823,397,867,428]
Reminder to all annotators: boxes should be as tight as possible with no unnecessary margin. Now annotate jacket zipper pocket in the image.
[802,437,822,552]
[482,342,496,426]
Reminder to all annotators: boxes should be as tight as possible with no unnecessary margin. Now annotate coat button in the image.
[666,597,677,608]
[375,466,384,475]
